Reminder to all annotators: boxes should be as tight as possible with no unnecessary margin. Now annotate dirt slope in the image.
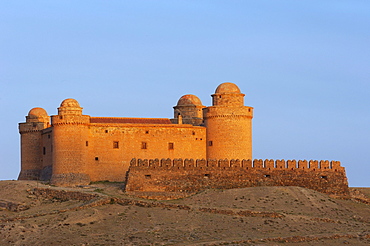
[0,180,369,245]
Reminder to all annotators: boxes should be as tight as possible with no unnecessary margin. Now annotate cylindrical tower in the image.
[172,94,205,126]
[18,107,50,180]
[203,82,253,160]
[50,98,91,186]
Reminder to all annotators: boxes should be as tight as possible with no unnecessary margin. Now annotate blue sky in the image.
[1,1,369,186]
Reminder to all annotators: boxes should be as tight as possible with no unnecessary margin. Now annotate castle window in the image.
[168,142,174,150]
[321,176,328,180]
[192,131,195,135]
[204,174,210,178]
[95,157,99,161]
[145,174,151,179]
[43,147,46,155]
[141,142,147,149]
[48,134,50,139]
[209,141,213,146]
[145,130,149,134]
[264,174,271,178]
[113,141,119,149]
[86,141,89,147]
[105,130,108,133]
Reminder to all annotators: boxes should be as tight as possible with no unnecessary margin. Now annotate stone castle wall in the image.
[84,122,206,183]
[126,158,349,196]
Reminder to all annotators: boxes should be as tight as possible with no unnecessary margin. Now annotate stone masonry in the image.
[18,82,349,197]
[126,158,349,197]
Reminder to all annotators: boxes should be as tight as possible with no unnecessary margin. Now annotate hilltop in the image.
[0,181,369,245]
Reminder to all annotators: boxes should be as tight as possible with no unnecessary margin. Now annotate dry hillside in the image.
[0,180,369,245]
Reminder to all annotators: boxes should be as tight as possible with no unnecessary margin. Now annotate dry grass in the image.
[0,180,369,245]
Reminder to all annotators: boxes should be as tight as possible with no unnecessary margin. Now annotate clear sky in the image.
[1,1,369,187]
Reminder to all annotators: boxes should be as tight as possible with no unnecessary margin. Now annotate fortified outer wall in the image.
[126,158,349,196]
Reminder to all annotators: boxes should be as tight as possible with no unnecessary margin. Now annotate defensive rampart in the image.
[126,158,349,197]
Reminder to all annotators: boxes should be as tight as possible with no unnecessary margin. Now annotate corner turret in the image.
[204,82,253,160]
[50,98,91,186]
[172,94,205,126]
[18,107,50,180]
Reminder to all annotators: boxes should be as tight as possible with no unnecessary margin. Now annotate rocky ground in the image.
[0,180,369,245]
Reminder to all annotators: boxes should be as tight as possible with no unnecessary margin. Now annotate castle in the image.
[18,82,349,196]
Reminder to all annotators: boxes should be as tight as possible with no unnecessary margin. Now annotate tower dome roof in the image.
[215,82,241,94]
[28,107,48,118]
[60,98,81,108]
[177,94,203,106]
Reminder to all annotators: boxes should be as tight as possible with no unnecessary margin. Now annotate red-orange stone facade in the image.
[18,82,349,195]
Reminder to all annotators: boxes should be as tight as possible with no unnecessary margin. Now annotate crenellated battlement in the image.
[126,158,349,197]
[129,158,344,171]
